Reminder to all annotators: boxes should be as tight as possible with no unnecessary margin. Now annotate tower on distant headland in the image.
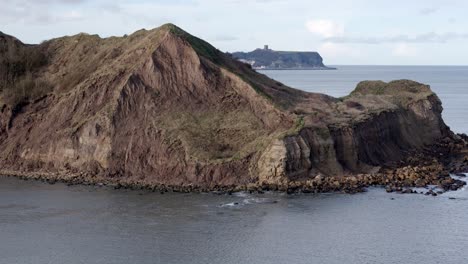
[264,45,269,50]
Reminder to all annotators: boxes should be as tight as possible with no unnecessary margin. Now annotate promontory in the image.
[231,45,334,70]
[0,24,466,193]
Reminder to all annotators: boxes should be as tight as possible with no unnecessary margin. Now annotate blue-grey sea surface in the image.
[1,66,468,264]
[1,176,467,264]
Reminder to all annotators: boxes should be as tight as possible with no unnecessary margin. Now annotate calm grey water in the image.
[1,66,468,264]
[1,176,468,264]
[260,66,468,134]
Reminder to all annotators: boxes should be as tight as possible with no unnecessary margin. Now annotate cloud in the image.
[392,43,418,57]
[318,42,359,58]
[211,35,238,41]
[305,19,344,38]
[59,10,84,20]
[0,0,87,5]
[99,2,122,13]
[0,0,87,24]
[420,7,438,15]
[227,0,287,4]
[324,32,468,44]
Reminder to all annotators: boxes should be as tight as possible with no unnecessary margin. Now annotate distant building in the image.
[264,45,269,50]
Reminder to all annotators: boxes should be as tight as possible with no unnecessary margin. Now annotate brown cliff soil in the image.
[0,24,466,193]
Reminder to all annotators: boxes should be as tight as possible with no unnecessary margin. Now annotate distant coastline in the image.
[232,45,334,70]
[255,66,337,70]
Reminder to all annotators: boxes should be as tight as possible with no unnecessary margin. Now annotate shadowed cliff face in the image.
[0,24,451,187]
[260,94,448,184]
[257,81,450,184]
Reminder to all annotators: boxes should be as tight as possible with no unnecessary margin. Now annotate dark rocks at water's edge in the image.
[1,134,466,195]
[382,133,468,194]
[0,171,464,196]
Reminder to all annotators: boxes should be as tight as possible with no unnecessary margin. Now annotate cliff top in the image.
[352,80,432,96]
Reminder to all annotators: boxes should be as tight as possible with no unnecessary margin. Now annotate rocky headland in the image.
[0,24,466,194]
[231,46,334,70]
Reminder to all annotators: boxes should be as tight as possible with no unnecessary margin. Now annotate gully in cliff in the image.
[0,24,466,194]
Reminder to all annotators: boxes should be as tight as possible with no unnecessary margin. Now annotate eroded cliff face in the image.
[0,24,295,187]
[257,83,450,185]
[0,24,460,190]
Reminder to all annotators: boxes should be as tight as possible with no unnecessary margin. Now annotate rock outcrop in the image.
[231,47,333,70]
[0,24,465,192]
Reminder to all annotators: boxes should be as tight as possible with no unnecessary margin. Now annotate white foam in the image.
[219,202,241,208]
[233,191,250,198]
[243,198,277,204]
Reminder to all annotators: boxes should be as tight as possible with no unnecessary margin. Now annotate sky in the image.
[1,0,468,65]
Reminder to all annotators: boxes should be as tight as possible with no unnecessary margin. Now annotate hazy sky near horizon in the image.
[1,0,467,65]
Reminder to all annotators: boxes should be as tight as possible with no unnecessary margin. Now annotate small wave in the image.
[233,192,250,198]
[218,202,241,208]
[243,198,278,204]
[440,173,468,199]
[218,198,278,208]
[452,173,468,190]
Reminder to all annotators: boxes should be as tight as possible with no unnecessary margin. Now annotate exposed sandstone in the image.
[0,24,466,193]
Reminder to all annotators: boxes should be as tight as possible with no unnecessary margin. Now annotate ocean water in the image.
[260,66,468,134]
[1,66,468,264]
[1,176,468,264]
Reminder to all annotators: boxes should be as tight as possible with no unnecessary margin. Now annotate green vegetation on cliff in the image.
[0,32,51,107]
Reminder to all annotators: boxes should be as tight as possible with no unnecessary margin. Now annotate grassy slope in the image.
[0,32,51,107]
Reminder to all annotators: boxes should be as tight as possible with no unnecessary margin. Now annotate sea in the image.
[1,66,468,264]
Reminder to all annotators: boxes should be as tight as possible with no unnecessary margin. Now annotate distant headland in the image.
[231,45,335,70]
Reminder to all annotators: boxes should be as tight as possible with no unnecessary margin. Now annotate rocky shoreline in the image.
[1,25,467,194]
[2,135,466,196]
[1,168,464,196]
